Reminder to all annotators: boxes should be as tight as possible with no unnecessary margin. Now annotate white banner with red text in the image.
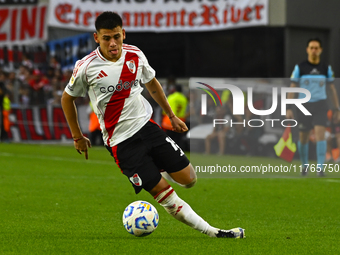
[0,3,48,46]
[48,0,268,32]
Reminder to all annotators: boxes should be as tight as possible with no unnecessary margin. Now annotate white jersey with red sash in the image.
[65,44,155,147]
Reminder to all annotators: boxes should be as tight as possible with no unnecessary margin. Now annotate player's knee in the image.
[183,177,197,189]
[183,164,197,188]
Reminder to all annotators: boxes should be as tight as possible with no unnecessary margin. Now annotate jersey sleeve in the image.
[64,60,88,97]
[290,64,300,83]
[327,65,335,83]
[139,51,156,84]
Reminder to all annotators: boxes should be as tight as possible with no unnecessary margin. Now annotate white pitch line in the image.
[324,179,340,183]
[0,152,113,165]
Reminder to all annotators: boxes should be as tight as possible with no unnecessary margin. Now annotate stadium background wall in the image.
[46,0,340,78]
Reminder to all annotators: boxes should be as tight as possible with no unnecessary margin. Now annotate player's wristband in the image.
[73,136,84,142]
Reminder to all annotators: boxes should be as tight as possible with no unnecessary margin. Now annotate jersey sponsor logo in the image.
[310,68,320,74]
[130,173,142,186]
[96,70,108,79]
[99,79,139,93]
[126,60,136,74]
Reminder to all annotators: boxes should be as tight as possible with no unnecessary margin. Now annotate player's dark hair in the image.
[307,38,322,48]
[175,84,183,93]
[95,12,123,31]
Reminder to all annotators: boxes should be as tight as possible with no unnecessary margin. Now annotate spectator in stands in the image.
[62,69,73,84]
[162,84,188,148]
[0,81,10,142]
[142,86,161,125]
[241,105,264,156]
[0,72,7,86]
[17,65,31,84]
[87,102,102,146]
[46,67,56,80]
[21,54,34,71]
[19,85,30,107]
[201,96,217,124]
[186,90,201,129]
[326,109,340,162]
[205,105,229,155]
[53,68,63,81]
[205,96,245,155]
[5,71,22,105]
[28,69,50,106]
[164,75,177,96]
[47,77,63,106]
[49,56,61,72]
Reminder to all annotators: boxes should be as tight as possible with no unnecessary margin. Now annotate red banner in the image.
[0,4,48,46]
[7,106,83,142]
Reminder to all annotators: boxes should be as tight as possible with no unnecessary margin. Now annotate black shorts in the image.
[297,100,329,131]
[106,120,190,194]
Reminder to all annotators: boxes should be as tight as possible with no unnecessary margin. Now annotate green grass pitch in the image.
[0,143,339,254]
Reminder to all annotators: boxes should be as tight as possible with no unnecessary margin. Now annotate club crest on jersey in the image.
[130,173,142,186]
[126,60,136,74]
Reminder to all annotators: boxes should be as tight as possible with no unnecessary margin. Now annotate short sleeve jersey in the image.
[65,44,156,147]
[290,60,334,102]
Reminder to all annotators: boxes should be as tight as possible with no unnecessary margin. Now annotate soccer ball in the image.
[122,200,159,237]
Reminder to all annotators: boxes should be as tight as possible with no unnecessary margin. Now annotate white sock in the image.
[154,185,218,237]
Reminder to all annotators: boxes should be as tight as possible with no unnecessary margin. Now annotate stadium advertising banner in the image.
[8,105,89,142]
[47,33,94,71]
[0,3,48,46]
[48,0,268,32]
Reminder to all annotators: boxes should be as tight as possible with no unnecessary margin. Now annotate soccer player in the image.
[287,38,340,176]
[61,12,244,238]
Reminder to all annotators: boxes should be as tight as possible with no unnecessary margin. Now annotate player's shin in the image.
[316,140,327,174]
[154,185,218,237]
[298,141,309,166]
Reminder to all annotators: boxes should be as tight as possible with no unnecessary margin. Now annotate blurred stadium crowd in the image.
[0,55,73,108]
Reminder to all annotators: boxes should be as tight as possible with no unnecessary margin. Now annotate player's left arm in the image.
[145,77,188,133]
[328,83,340,123]
[327,65,340,122]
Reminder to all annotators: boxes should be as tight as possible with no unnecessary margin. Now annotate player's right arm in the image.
[286,83,298,119]
[287,65,300,119]
[61,59,91,159]
[61,92,91,159]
